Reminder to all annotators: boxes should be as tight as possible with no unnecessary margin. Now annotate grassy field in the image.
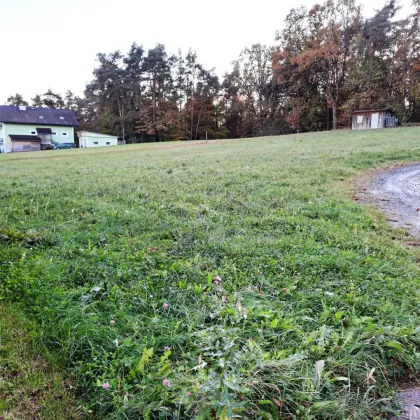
[1,128,420,419]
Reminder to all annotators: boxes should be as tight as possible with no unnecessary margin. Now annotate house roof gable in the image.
[0,106,79,127]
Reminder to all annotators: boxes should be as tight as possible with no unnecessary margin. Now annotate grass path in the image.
[0,139,219,162]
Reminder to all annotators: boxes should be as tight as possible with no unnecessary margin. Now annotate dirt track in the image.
[369,164,420,236]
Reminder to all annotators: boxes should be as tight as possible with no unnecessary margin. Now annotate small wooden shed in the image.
[352,109,397,130]
[9,135,41,152]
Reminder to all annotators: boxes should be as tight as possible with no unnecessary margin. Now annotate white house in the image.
[0,105,78,153]
[77,131,118,148]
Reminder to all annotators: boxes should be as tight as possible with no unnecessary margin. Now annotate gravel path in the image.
[368,165,420,418]
[370,164,420,236]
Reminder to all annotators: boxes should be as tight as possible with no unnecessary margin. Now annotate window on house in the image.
[31,131,36,134]
[52,132,56,135]
[106,142,111,145]
[62,133,67,136]
[94,141,99,145]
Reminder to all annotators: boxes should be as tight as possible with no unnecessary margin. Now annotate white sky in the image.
[0,0,412,104]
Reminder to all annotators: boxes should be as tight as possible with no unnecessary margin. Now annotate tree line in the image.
[6,0,420,141]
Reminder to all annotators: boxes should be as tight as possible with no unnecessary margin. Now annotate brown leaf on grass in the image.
[213,275,222,284]
[367,367,376,384]
[273,398,283,408]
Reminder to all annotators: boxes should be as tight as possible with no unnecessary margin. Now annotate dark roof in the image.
[0,106,79,126]
[9,135,41,142]
[352,108,393,114]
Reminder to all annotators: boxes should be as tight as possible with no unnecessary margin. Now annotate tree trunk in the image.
[195,98,204,140]
[190,87,194,141]
[332,103,337,130]
[152,79,158,141]
[122,100,125,142]
[117,93,125,141]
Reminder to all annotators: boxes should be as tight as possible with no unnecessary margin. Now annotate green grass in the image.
[0,304,80,419]
[1,128,420,419]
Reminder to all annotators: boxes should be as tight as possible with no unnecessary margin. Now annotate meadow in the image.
[1,128,420,419]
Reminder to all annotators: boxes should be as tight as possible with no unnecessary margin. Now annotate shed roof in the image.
[352,108,392,114]
[9,135,41,142]
[0,106,79,126]
[76,131,118,138]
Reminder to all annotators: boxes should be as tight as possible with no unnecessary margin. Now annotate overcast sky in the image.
[0,0,412,104]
